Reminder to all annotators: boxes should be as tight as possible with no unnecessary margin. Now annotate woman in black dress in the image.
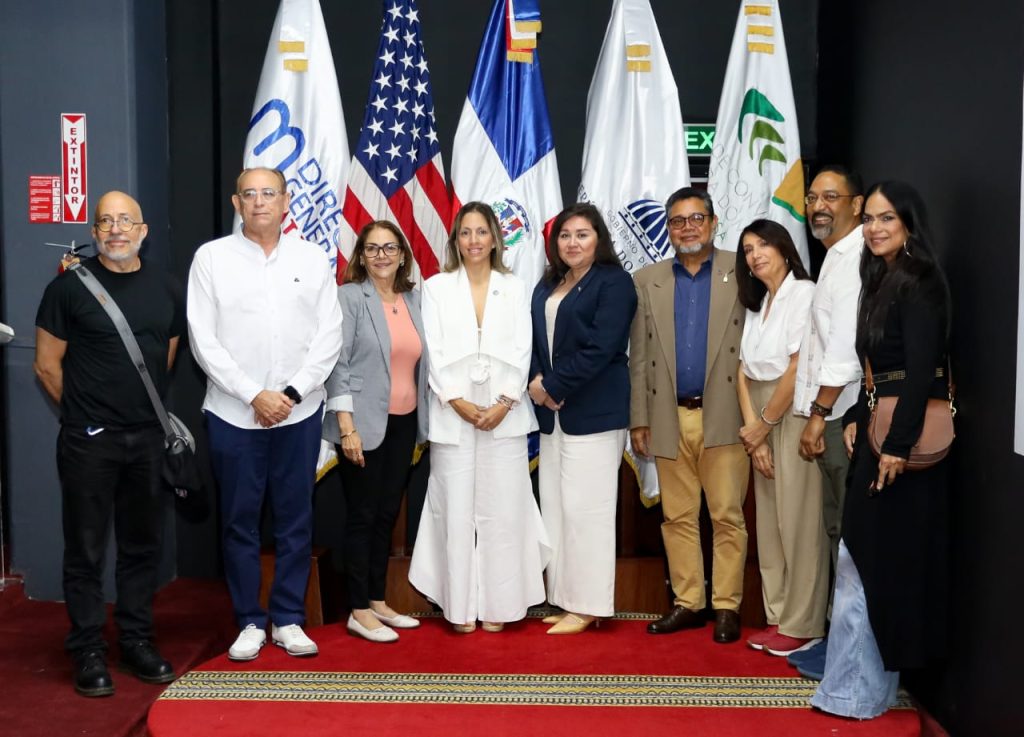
[812,181,951,719]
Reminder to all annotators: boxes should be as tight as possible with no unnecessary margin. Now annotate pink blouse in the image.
[384,294,422,415]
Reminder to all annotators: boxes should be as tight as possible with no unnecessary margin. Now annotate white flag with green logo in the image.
[707,0,807,265]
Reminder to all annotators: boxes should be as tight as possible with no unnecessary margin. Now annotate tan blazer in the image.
[629,248,746,458]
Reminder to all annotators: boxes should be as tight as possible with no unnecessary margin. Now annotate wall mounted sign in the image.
[61,113,88,223]
[28,175,62,223]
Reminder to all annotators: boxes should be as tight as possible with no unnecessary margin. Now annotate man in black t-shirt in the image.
[34,191,184,697]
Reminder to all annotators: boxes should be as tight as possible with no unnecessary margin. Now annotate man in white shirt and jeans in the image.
[188,167,342,661]
[791,166,864,677]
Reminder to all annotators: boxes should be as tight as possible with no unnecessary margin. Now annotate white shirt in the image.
[187,230,343,430]
[740,271,814,381]
[794,226,864,419]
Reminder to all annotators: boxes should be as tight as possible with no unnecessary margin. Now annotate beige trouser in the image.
[655,407,749,611]
[749,379,829,638]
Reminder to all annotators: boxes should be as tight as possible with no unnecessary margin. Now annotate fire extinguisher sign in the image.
[61,113,88,223]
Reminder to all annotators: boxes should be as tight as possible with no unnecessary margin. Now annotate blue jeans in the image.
[207,408,323,629]
[811,540,899,719]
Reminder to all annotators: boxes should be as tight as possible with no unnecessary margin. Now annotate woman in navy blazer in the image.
[322,220,428,644]
[528,203,638,634]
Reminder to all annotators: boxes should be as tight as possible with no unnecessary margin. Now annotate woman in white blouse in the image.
[735,219,829,658]
[409,202,549,634]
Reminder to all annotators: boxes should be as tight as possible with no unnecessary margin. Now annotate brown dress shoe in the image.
[647,606,706,634]
[713,609,741,643]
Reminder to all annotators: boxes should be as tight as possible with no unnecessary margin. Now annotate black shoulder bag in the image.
[71,264,203,501]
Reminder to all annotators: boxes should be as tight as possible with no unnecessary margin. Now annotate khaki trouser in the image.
[749,379,829,638]
[655,406,749,611]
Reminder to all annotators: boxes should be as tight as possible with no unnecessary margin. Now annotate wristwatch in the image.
[283,385,303,404]
[809,400,832,418]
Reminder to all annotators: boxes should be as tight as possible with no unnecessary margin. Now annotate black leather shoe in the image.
[120,641,175,684]
[647,606,706,634]
[74,650,114,697]
[713,609,741,643]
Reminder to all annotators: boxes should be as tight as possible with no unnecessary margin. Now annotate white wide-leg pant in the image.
[539,417,625,618]
[410,425,550,625]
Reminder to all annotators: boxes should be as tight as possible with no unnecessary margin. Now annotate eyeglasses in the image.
[804,191,855,206]
[238,188,282,201]
[95,215,143,232]
[668,213,709,230]
[364,243,401,258]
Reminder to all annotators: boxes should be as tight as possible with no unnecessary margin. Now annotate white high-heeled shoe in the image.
[347,614,399,643]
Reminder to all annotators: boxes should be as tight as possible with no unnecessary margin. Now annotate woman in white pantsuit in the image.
[735,219,829,658]
[528,204,637,634]
[409,202,549,633]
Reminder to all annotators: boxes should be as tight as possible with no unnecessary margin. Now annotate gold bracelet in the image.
[340,429,358,439]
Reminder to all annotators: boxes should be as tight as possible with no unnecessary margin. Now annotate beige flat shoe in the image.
[452,622,477,634]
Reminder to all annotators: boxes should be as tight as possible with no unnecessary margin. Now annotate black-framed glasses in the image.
[364,243,401,258]
[95,215,143,232]
[804,191,855,206]
[668,213,708,230]
[238,188,281,201]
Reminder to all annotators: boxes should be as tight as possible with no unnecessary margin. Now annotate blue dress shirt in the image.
[673,255,712,399]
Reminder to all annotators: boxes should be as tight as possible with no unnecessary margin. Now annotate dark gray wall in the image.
[818,2,1024,735]
[0,0,174,599]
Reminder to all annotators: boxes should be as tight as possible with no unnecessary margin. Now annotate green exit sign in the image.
[685,124,715,156]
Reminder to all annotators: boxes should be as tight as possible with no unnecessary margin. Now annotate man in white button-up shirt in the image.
[794,167,865,654]
[187,167,342,661]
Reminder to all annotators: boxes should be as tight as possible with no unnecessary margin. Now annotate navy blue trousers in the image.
[207,407,322,628]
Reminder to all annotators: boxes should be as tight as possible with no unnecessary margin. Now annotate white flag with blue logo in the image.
[240,0,349,271]
[579,0,689,277]
[707,0,807,265]
[450,0,562,289]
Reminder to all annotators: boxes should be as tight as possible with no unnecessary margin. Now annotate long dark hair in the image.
[856,181,950,355]
[543,203,623,284]
[734,219,811,311]
[343,220,415,292]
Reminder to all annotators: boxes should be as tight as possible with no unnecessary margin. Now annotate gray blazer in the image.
[321,280,429,450]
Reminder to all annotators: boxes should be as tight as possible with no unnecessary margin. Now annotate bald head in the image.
[92,190,148,271]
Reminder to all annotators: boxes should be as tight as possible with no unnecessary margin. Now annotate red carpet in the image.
[0,578,234,737]
[149,616,920,737]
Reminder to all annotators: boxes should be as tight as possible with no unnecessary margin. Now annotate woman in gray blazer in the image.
[322,220,429,643]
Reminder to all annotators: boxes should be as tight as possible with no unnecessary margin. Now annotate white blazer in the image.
[422,268,537,444]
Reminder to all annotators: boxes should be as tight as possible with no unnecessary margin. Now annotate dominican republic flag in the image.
[707,0,807,265]
[579,0,688,507]
[240,0,349,270]
[339,0,450,284]
[450,0,562,289]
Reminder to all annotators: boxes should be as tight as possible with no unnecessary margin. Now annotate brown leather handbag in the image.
[865,359,955,470]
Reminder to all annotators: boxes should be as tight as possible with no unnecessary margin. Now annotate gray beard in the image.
[810,222,834,241]
[675,242,706,255]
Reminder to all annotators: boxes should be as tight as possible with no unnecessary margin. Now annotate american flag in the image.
[339,0,450,283]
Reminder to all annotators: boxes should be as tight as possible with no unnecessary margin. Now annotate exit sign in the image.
[685,124,715,156]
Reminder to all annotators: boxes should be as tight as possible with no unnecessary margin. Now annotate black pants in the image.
[57,425,165,655]
[337,412,417,609]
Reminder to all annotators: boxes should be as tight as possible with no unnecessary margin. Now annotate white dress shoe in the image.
[371,610,421,629]
[271,624,318,657]
[228,624,266,661]
[347,614,399,643]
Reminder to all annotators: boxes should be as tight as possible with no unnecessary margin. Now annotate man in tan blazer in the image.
[629,187,750,643]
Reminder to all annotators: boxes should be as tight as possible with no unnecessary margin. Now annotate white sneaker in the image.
[272,624,318,657]
[347,614,399,643]
[228,624,266,661]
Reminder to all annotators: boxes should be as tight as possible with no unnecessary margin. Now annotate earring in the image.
[400,259,405,266]
[785,257,789,265]
[359,258,365,266]
[903,240,911,256]
[749,269,753,277]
